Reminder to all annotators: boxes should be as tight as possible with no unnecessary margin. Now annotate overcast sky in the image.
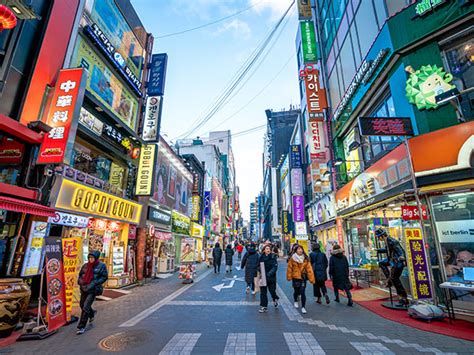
[132,0,300,220]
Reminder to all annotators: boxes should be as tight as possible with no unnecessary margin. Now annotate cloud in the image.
[216,19,251,39]
[249,0,292,19]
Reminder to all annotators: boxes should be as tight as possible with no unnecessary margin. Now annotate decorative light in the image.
[0,5,17,32]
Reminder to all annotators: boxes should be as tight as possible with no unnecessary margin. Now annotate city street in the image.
[7,257,473,355]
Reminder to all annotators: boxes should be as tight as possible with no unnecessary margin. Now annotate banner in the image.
[304,68,327,119]
[135,144,157,196]
[45,237,67,332]
[62,237,82,320]
[292,195,305,222]
[203,191,211,217]
[404,228,433,300]
[148,53,168,96]
[290,169,303,195]
[289,145,302,169]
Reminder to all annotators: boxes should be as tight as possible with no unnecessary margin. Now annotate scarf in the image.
[83,259,99,285]
[292,253,305,264]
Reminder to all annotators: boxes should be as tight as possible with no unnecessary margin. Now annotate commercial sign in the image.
[404,228,433,300]
[62,237,82,320]
[21,221,48,277]
[211,178,223,233]
[290,169,303,195]
[435,220,474,243]
[292,195,305,222]
[54,178,142,224]
[336,218,344,248]
[191,195,201,222]
[300,21,317,64]
[142,96,162,142]
[290,145,302,169]
[294,222,307,239]
[48,212,89,228]
[0,137,24,165]
[358,117,414,136]
[191,223,204,238]
[282,210,291,234]
[401,205,428,221]
[172,211,191,235]
[78,107,103,136]
[135,144,157,196]
[414,0,447,17]
[148,53,168,96]
[343,128,361,179]
[148,206,172,225]
[297,0,312,20]
[310,161,331,196]
[203,191,211,217]
[308,119,326,160]
[312,193,336,225]
[37,69,87,165]
[304,68,327,119]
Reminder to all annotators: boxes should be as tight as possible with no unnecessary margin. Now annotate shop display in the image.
[178,264,195,282]
[0,278,31,337]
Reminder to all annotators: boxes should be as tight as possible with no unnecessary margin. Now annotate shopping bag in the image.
[254,275,261,293]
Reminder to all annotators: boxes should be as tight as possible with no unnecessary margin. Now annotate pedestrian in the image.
[236,243,244,261]
[225,244,234,272]
[76,250,108,334]
[329,244,353,306]
[309,243,330,304]
[212,242,223,273]
[241,242,259,294]
[258,244,279,313]
[287,245,315,314]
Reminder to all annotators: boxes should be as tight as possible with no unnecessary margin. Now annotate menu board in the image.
[21,221,48,277]
[112,245,124,275]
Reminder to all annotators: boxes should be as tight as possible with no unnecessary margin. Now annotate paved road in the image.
[6,257,473,354]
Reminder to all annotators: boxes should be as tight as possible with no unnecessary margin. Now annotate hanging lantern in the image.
[0,5,17,32]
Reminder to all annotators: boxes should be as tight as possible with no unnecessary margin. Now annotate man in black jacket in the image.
[309,243,330,304]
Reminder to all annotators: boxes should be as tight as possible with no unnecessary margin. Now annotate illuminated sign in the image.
[282,210,291,234]
[303,67,327,119]
[405,228,433,300]
[38,69,87,164]
[135,144,157,196]
[358,117,414,136]
[172,210,191,235]
[48,212,89,228]
[148,54,168,96]
[290,145,302,169]
[300,21,317,64]
[292,195,305,222]
[148,206,171,225]
[308,119,326,160]
[415,0,447,17]
[142,96,162,142]
[294,222,307,238]
[290,169,303,195]
[55,178,142,224]
[191,195,201,222]
[191,222,204,238]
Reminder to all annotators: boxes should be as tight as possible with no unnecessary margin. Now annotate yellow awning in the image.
[419,179,474,194]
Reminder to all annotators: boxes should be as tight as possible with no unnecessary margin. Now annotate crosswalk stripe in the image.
[223,333,256,355]
[283,332,326,354]
[159,333,201,355]
[350,342,395,355]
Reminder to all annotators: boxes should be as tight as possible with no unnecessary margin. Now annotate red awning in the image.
[0,114,43,144]
[0,196,56,217]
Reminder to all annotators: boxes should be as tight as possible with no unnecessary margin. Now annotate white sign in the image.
[48,212,89,228]
[295,221,307,237]
[290,169,303,195]
[435,220,474,243]
[312,192,336,225]
[142,96,161,141]
[308,119,326,160]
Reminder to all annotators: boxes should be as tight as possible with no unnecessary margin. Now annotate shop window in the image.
[354,0,379,59]
[339,34,356,90]
[328,67,341,112]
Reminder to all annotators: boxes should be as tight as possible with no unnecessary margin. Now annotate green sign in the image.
[415,0,446,17]
[172,211,191,235]
[405,64,455,110]
[300,21,318,64]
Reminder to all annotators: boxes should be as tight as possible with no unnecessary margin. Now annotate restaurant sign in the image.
[303,67,327,119]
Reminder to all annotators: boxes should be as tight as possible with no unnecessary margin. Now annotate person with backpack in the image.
[287,245,315,314]
[309,243,330,304]
[258,244,279,313]
[329,244,353,306]
[212,242,223,273]
[225,244,235,273]
[241,242,259,294]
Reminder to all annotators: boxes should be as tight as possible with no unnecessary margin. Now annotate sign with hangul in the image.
[289,145,302,168]
[300,21,318,64]
[290,169,303,195]
[103,123,132,153]
[48,212,89,228]
[191,195,201,222]
[308,119,326,160]
[148,53,168,96]
[38,69,87,164]
[304,68,327,119]
[142,96,162,142]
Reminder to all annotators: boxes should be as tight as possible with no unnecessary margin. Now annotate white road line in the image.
[283,332,325,355]
[351,342,395,355]
[119,269,212,327]
[223,333,256,355]
[159,333,201,355]
[168,300,259,306]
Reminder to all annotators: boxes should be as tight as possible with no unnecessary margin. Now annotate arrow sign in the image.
[213,279,236,292]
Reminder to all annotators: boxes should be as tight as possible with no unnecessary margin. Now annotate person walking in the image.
[329,244,353,306]
[258,244,279,313]
[236,243,244,261]
[241,242,259,294]
[212,242,223,273]
[309,243,330,304]
[77,250,108,334]
[225,244,235,273]
[287,245,315,314]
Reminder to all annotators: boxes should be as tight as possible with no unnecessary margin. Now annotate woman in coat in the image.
[241,243,259,294]
[212,242,223,273]
[258,244,279,313]
[225,244,235,273]
[287,245,315,314]
[309,243,330,304]
[329,244,353,306]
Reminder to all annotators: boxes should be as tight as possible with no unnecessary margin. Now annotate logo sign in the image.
[0,137,24,165]
[404,228,433,300]
[435,220,474,243]
[290,169,303,195]
[414,0,447,17]
[304,68,327,119]
[203,191,211,217]
[401,205,428,221]
[308,119,326,160]
[103,123,133,153]
[148,53,168,96]
[290,145,302,168]
[135,144,157,196]
[142,96,162,142]
[297,0,312,20]
[148,206,171,225]
[358,117,414,136]
[48,212,89,227]
[38,69,87,165]
[295,222,307,239]
[55,178,142,224]
[292,195,305,222]
[300,21,318,64]
[172,211,191,235]
[78,107,103,136]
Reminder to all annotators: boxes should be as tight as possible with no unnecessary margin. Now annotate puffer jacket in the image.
[287,256,315,284]
[78,251,108,295]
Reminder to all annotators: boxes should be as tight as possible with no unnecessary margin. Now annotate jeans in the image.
[246,281,255,291]
[238,252,242,261]
[313,280,328,298]
[260,281,278,307]
[293,283,307,307]
[379,259,407,298]
[78,292,95,329]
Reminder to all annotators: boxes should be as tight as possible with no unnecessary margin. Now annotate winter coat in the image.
[329,251,352,290]
[259,253,278,283]
[225,246,234,265]
[287,257,315,284]
[241,245,259,283]
[309,250,328,282]
[78,251,108,295]
[236,244,244,253]
[212,247,223,264]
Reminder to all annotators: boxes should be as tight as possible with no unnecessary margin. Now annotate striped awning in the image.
[0,196,55,217]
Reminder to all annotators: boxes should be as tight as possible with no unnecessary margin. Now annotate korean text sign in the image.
[304,68,327,119]
[308,119,326,160]
[404,228,433,300]
[300,21,318,64]
[38,69,87,164]
[148,53,168,96]
[292,195,305,222]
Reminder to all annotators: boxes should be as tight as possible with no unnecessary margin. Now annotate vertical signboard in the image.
[62,237,82,320]
[289,145,302,168]
[203,191,211,217]
[148,53,168,96]
[292,195,305,222]
[142,96,162,142]
[304,68,327,119]
[297,0,312,20]
[300,21,318,64]
[37,69,87,165]
[290,169,303,195]
[308,120,326,160]
[135,144,157,196]
[21,221,48,277]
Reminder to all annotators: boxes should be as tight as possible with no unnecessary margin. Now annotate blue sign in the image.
[290,145,302,169]
[203,191,211,217]
[148,54,168,96]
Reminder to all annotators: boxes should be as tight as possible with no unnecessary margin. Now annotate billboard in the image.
[135,144,157,196]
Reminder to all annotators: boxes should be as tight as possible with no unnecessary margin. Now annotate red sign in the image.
[358,117,414,136]
[336,218,344,248]
[401,205,428,220]
[308,119,326,160]
[37,68,86,164]
[304,68,327,119]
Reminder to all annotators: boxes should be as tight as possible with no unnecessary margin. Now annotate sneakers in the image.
[246,286,250,294]
[273,300,279,308]
[294,302,299,308]
[258,307,268,313]
[325,295,330,304]
[76,328,86,335]
[301,307,307,314]
[251,290,256,295]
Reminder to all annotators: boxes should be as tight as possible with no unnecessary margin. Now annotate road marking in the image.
[168,300,259,306]
[213,277,236,292]
[223,333,256,355]
[283,332,325,355]
[351,342,395,355]
[119,269,212,327]
[159,333,201,355]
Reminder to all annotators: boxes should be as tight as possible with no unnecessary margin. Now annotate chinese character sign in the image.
[304,68,327,119]
[62,237,82,320]
[358,117,414,136]
[38,69,87,164]
[404,228,432,300]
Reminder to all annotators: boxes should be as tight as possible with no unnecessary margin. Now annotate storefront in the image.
[311,193,337,253]
[147,205,174,275]
[191,222,204,262]
[171,210,191,264]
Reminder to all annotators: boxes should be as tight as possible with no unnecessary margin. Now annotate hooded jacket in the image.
[78,250,108,295]
[241,245,259,283]
[329,249,351,290]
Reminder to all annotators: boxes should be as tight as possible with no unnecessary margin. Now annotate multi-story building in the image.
[249,201,257,239]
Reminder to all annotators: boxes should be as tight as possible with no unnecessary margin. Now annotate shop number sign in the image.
[401,205,428,220]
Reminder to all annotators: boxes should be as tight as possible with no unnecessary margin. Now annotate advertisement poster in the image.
[62,237,83,319]
[45,237,67,332]
[21,221,48,277]
[180,237,196,263]
[312,193,336,225]
[404,228,433,300]
[171,211,191,235]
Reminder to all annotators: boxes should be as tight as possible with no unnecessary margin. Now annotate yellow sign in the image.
[297,0,312,20]
[191,195,200,221]
[191,223,204,238]
[55,178,142,224]
[62,237,82,320]
[135,144,156,196]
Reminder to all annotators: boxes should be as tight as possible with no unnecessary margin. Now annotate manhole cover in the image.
[98,330,153,352]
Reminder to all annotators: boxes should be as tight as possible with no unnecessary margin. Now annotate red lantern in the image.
[0,5,17,32]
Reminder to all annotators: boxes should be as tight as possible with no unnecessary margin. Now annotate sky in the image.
[131,0,300,220]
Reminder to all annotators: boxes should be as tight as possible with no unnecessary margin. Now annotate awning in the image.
[420,179,474,194]
[0,196,56,217]
[0,114,43,144]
